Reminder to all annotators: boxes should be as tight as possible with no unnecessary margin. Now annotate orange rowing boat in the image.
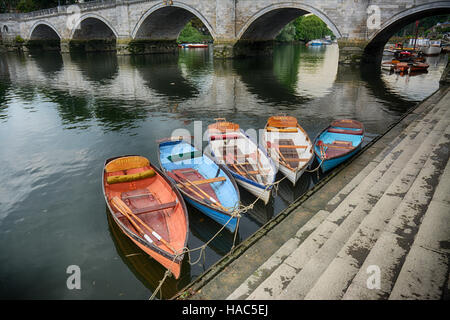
[102,155,189,279]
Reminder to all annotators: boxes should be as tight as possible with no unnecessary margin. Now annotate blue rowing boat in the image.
[158,137,240,233]
[314,119,364,173]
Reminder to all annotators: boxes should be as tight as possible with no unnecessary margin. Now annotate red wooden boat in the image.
[409,62,429,72]
[394,62,409,73]
[102,155,188,279]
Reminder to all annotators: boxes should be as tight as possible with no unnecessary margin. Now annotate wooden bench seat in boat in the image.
[210,134,243,140]
[119,189,176,216]
[176,176,226,188]
[327,127,363,135]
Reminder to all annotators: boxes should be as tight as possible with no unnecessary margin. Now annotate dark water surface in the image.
[0,44,447,299]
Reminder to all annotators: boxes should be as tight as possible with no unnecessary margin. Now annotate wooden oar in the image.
[111,197,177,254]
[227,154,259,183]
[274,146,295,171]
[167,171,211,204]
[168,171,225,211]
[111,197,155,247]
[172,170,228,212]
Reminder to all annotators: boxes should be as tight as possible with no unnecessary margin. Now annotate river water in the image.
[0,44,447,299]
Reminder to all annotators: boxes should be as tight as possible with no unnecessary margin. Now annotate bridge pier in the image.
[123,39,179,55]
[213,40,276,59]
[337,39,368,65]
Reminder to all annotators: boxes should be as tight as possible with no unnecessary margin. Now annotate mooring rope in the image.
[148,173,289,300]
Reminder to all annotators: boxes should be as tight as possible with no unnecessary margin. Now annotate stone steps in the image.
[226,90,450,300]
[305,111,450,299]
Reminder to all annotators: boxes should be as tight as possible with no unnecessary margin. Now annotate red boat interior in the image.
[104,156,187,256]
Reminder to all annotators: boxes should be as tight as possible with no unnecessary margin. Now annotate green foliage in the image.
[394,15,450,37]
[276,15,334,43]
[177,21,211,44]
[293,15,334,42]
[276,21,296,42]
[16,0,37,12]
[1,0,82,13]
[15,35,24,43]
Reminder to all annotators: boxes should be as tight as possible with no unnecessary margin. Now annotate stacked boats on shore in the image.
[102,116,365,276]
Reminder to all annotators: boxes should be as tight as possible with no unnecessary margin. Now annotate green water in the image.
[0,44,447,299]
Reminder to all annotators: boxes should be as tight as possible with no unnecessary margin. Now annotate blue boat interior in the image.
[314,127,363,157]
[159,140,240,211]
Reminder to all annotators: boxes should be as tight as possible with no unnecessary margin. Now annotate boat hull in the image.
[185,197,238,232]
[420,46,441,56]
[262,117,314,186]
[316,145,361,173]
[233,173,272,204]
[278,162,308,186]
[314,119,364,173]
[102,155,189,279]
[158,138,240,233]
[207,124,277,204]
[115,219,182,278]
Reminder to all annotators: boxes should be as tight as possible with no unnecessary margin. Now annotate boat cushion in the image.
[167,150,202,162]
[267,116,298,128]
[105,156,150,173]
[107,169,156,184]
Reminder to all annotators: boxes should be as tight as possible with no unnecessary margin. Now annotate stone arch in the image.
[365,1,450,58]
[70,14,119,40]
[237,3,341,41]
[29,21,61,40]
[132,3,216,40]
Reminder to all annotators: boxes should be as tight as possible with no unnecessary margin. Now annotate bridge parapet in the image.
[0,0,449,62]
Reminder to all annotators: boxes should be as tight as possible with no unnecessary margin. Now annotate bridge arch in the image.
[365,1,450,58]
[29,21,61,40]
[237,3,341,41]
[70,14,119,40]
[132,3,216,40]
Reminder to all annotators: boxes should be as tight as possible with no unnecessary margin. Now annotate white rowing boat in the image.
[262,116,314,186]
[206,119,277,204]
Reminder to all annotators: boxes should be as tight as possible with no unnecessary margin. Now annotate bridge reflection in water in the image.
[0,44,448,299]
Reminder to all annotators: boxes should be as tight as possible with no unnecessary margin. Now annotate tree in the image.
[294,15,334,42]
[276,15,334,43]
[177,21,207,43]
[276,21,296,42]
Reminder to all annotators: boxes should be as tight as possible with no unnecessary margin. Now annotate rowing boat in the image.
[102,155,188,279]
[158,137,240,233]
[314,119,364,173]
[262,116,314,186]
[206,119,277,204]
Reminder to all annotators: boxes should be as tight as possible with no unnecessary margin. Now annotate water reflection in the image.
[131,54,199,102]
[107,210,191,299]
[0,44,447,299]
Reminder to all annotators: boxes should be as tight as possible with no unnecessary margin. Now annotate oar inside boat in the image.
[158,137,241,232]
[102,155,189,279]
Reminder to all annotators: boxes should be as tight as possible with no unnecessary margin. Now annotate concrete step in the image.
[273,105,448,300]
[303,106,450,299]
[243,101,447,300]
[342,124,450,299]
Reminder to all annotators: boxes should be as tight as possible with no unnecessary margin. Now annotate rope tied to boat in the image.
[148,174,289,300]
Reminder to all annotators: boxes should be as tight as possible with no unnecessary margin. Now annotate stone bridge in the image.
[0,0,449,62]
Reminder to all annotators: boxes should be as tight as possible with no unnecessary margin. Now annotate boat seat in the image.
[120,189,176,216]
[130,201,178,215]
[176,176,226,188]
[327,127,363,135]
[210,134,242,140]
